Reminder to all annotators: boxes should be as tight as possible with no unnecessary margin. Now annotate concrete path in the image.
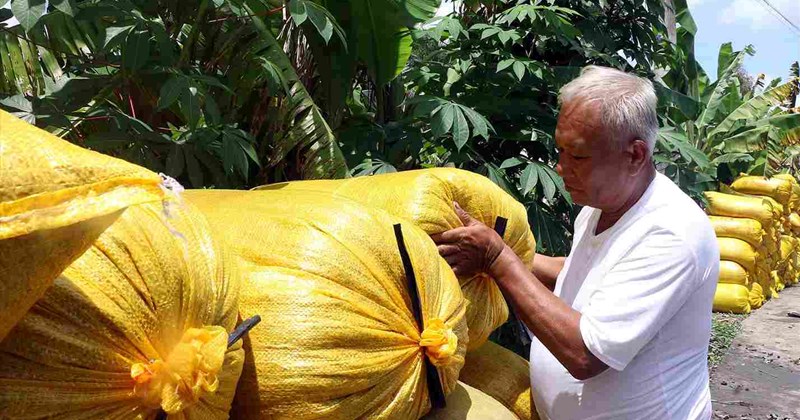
[711,284,800,420]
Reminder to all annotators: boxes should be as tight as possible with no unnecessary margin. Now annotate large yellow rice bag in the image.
[713,284,751,314]
[717,238,758,273]
[459,341,536,420]
[747,282,764,309]
[704,192,776,227]
[718,261,749,286]
[0,111,164,341]
[186,189,468,419]
[422,382,519,420]
[256,168,536,349]
[731,176,792,208]
[789,213,800,235]
[0,200,243,417]
[709,216,763,247]
[774,174,800,212]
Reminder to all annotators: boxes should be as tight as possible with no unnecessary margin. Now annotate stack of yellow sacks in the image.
[706,174,800,314]
[0,111,537,419]
[190,168,539,419]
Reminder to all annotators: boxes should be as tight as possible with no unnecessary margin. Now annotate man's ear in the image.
[628,139,650,175]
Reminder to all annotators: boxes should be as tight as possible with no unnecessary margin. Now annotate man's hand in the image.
[430,202,507,278]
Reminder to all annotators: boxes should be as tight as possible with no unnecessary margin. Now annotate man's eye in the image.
[573,155,589,160]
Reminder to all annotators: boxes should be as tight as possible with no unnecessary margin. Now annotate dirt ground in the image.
[710,284,800,420]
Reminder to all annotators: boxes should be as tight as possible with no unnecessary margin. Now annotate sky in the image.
[688,0,800,82]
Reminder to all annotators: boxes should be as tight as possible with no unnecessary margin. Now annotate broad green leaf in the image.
[452,106,469,150]
[11,0,46,31]
[512,61,525,81]
[304,1,346,46]
[431,103,455,137]
[204,94,221,125]
[158,76,187,110]
[709,79,799,139]
[711,153,754,165]
[443,67,460,96]
[51,0,75,15]
[697,45,753,133]
[461,106,490,139]
[257,56,290,94]
[539,164,556,201]
[716,42,733,80]
[500,157,524,169]
[289,0,308,25]
[181,85,201,129]
[123,29,150,70]
[520,163,539,195]
[720,125,771,153]
[102,24,135,50]
[497,58,514,72]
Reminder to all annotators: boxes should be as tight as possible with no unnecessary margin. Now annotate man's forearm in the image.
[532,253,565,291]
[491,246,607,380]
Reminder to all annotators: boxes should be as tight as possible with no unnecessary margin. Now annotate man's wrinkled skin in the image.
[431,99,656,380]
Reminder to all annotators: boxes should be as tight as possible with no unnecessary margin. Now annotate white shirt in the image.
[528,173,719,420]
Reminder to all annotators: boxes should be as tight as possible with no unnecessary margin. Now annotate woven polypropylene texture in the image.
[0,110,163,341]
[422,382,518,420]
[459,341,536,420]
[255,168,536,349]
[0,200,242,418]
[186,189,469,419]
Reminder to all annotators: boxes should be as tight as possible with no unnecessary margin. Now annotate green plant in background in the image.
[0,0,443,187]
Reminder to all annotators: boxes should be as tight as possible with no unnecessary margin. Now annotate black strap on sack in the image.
[493,216,531,347]
[394,223,447,410]
[155,315,261,420]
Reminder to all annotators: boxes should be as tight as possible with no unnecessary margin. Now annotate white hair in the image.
[558,65,658,154]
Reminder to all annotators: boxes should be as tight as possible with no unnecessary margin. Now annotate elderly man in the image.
[433,66,719,419]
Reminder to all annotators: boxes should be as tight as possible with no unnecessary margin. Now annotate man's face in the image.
[555,100,632,209]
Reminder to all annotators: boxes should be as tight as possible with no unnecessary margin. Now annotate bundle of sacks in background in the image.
[0,111,244,417]
[253,168,537,350]
[705,174,800,314]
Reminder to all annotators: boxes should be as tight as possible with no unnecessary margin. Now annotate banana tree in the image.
[656,40,800,194]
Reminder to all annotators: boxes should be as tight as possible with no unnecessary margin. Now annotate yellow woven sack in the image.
[718,261,749,286]
[704,192,775,227]
[754,266,774,300]
[185,189,468,419]
[749,282,764,309]
[0,111,164,341]
[709,216,763,248]
[0,200,243,418]
[789,213,800,234]
[731,176,792,208]
[256,168,536,350]
[713,284,751,314]
[775,174,800,212]
[459,341,535,420]
[718,238,758,273]
[422,382,519,420]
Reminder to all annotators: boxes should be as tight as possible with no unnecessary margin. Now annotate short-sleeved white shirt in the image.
[528,173,719,420]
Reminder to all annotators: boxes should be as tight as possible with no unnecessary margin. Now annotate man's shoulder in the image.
[637,174,719,262]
